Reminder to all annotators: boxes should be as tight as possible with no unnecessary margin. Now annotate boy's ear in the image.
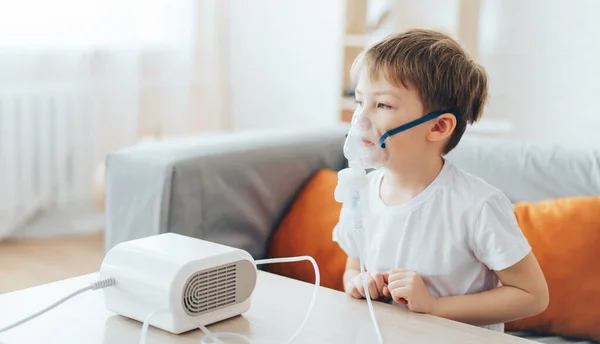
[426,113,457,142]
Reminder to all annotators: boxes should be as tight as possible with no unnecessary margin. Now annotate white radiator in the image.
[0,90,94,238]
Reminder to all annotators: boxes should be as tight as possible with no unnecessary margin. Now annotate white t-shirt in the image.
[332,159,531,332]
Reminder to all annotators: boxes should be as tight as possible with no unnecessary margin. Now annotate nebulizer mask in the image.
[335,106,459,343]
[334,107,391,206]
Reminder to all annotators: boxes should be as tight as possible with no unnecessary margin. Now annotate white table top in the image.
[0,271,536,344]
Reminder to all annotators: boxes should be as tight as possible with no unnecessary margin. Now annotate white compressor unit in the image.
[99,233,258,334]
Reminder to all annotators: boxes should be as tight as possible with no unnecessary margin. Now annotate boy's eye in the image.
[377,103,391,109]
[355,100,363,107]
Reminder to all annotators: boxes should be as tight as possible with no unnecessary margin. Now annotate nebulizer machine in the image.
[334,106,391,344]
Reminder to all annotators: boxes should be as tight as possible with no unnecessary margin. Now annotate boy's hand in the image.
[387,269,438,313]
[345,271,391,302]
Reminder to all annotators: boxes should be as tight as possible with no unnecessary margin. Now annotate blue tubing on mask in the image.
[377,110,462,149]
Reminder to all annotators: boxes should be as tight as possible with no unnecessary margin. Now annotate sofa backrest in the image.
[446,134,600,203]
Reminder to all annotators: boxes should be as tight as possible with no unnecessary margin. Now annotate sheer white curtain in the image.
[0,0,230,238]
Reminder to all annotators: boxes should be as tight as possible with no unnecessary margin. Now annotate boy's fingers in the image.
[372,273,386,293]
[365,275,380,300]
[382,285,390,298]
[352,278,365,297]
[388,272,411,283]
[381,272,389,283]
[346,281,362,299]
[353,274,380,300]
[388,279,409,291]
[391,286,409,303]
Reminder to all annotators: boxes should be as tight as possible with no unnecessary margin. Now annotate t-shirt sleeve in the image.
[332,202,360,258]
[471,192,532,271]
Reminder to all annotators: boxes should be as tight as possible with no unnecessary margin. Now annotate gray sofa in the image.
[105,124,600,344]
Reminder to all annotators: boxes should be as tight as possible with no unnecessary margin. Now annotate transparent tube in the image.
[353,191,384,344]
[199,324,245,344]
[140,309,167,344]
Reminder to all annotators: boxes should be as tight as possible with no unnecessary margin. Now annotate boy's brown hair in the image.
[351,29,488,154]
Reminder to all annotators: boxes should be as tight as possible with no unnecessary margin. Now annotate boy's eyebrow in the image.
[355,89,400,98]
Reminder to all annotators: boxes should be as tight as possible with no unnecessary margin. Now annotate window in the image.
[0,0,170,48]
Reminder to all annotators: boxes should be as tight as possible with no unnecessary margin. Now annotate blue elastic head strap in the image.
[378,110,462,148]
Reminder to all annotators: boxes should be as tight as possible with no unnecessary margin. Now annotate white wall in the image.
[228,0,344,131]
[478,0,600,148]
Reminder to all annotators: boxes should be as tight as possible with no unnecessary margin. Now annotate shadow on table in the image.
[103,314,252,344]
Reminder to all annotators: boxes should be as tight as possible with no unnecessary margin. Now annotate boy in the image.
[332,29,549,332]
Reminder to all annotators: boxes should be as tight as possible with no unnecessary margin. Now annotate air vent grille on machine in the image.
[182,264,237,316]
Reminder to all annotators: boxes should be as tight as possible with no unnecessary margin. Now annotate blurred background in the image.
[1,0,599,291]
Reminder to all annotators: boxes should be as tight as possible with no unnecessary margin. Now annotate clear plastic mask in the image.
[343,107,391,170]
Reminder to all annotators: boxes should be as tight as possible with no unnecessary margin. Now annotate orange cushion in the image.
[505,196,600,341]
[266,169,346,291]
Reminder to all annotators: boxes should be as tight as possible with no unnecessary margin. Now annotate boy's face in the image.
[354,70,431,167]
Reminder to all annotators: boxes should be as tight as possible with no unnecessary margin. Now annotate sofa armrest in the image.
[104,125,348,258]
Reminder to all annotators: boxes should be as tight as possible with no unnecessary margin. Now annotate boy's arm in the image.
[343,256,361,286]
[430,252,549,326]
[426,192,548,325]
